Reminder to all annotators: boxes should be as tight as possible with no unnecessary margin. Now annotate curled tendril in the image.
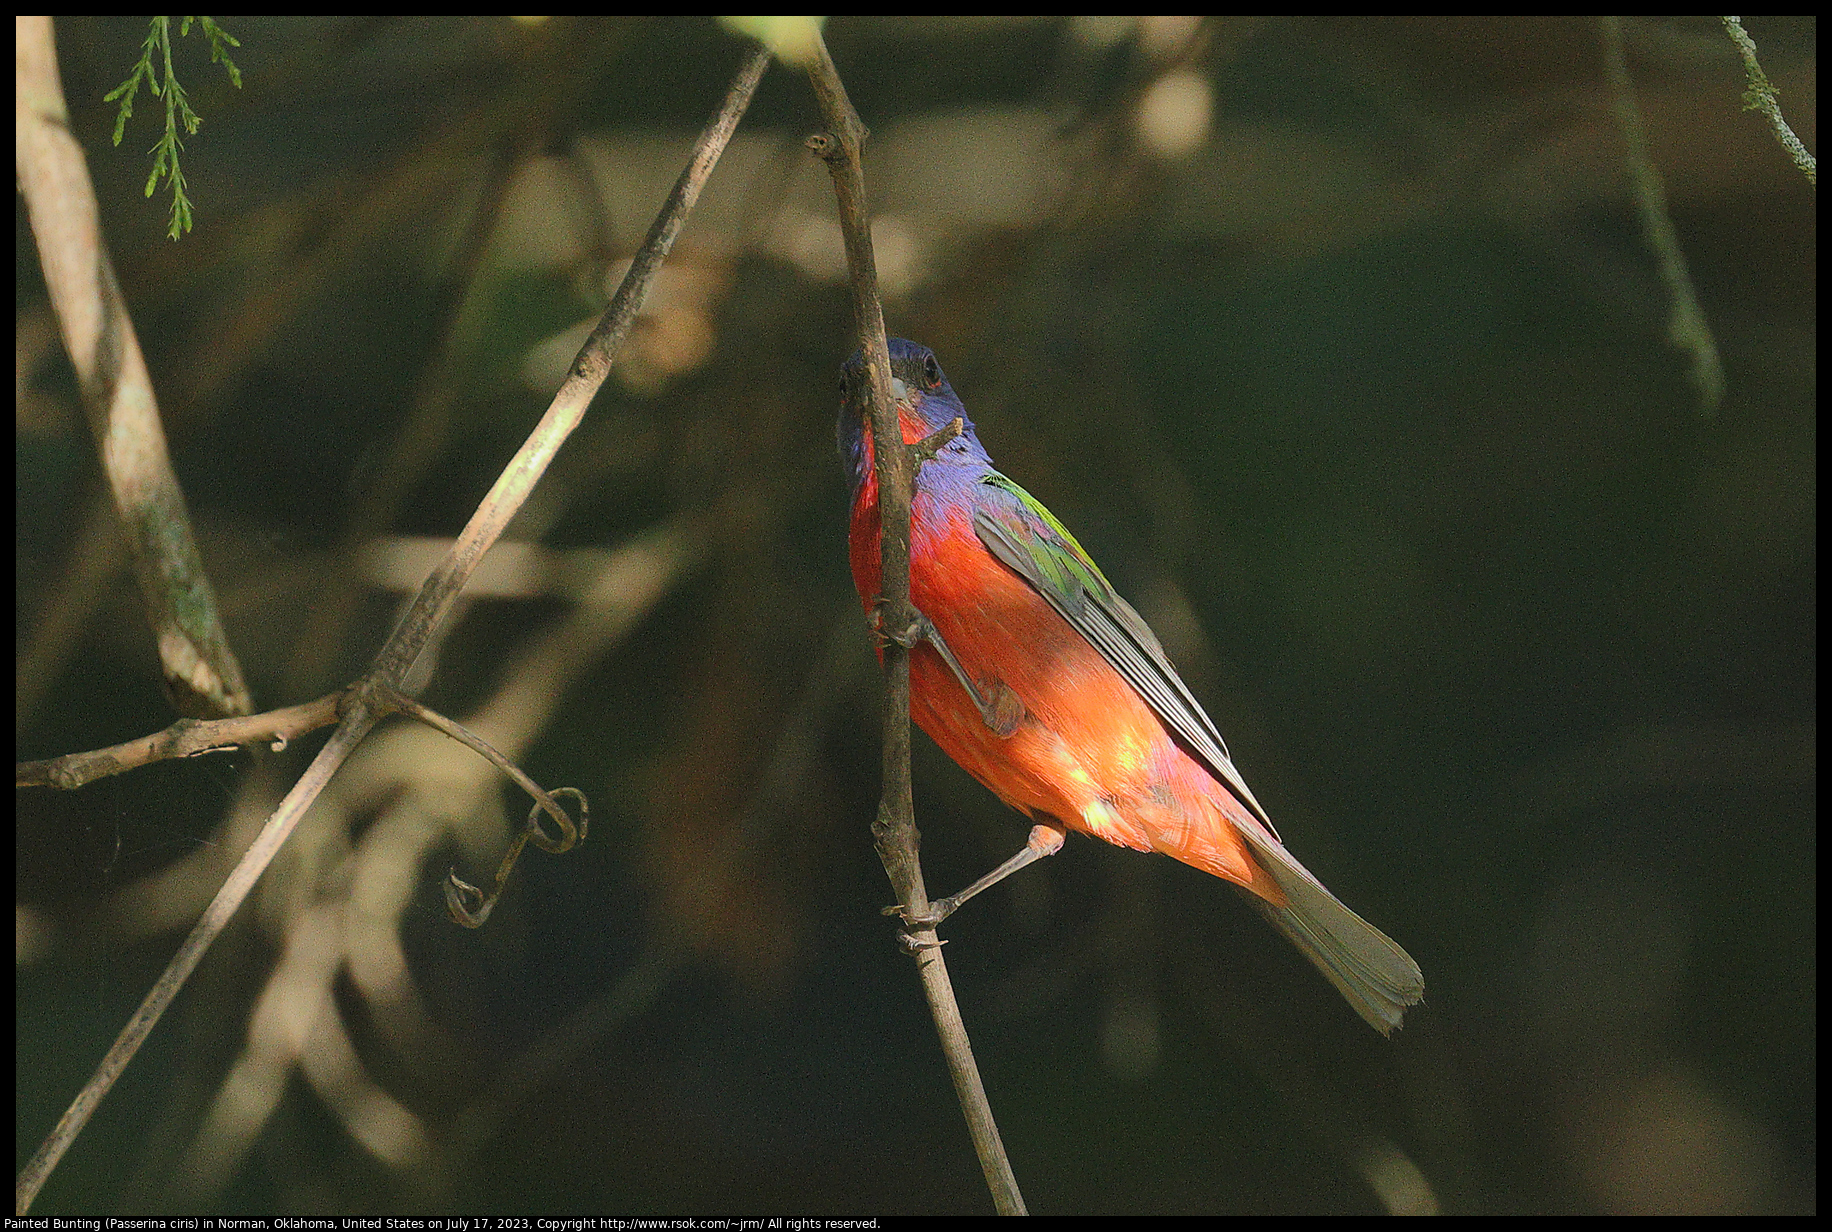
[446,787,589,928]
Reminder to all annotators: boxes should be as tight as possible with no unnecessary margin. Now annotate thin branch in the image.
[1720,16,1815,187]
[803,28,1028,1217]
[14,39,773,1215]
[16,695,340,789]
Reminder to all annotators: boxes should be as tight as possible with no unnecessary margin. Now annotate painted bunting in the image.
[839,338,1423,1034]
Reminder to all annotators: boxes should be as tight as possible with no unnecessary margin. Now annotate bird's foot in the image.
[868,595,926,652]
[883,894,963,954]
[881,894,962,930]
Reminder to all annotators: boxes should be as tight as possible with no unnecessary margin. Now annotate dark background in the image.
[17,16,1815,1215]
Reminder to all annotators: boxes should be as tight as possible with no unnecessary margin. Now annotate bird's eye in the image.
[923,354,943,389]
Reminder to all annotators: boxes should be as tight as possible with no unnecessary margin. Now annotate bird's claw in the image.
[896,930,946,954]
[883,897,958,953]
[867,596,925,651]
[883,896,959,929]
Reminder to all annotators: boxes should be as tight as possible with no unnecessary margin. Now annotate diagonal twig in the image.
[1720,16,1815,187]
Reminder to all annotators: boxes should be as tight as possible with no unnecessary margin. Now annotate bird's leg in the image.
[887,823,1065,928]
[874,600,1022,737]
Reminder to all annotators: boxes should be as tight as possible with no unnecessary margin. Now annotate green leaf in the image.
[102,15,243,239]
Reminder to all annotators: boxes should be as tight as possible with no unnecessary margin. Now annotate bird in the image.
[839,337,1423,1034]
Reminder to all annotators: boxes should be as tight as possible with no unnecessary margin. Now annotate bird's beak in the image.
[889,376,912,406]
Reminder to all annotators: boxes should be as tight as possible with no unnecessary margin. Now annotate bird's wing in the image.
[971,471,1277,837]
[974,471,1423,1033]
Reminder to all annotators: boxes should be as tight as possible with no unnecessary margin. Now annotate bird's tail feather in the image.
[1234,825,1423,1035]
